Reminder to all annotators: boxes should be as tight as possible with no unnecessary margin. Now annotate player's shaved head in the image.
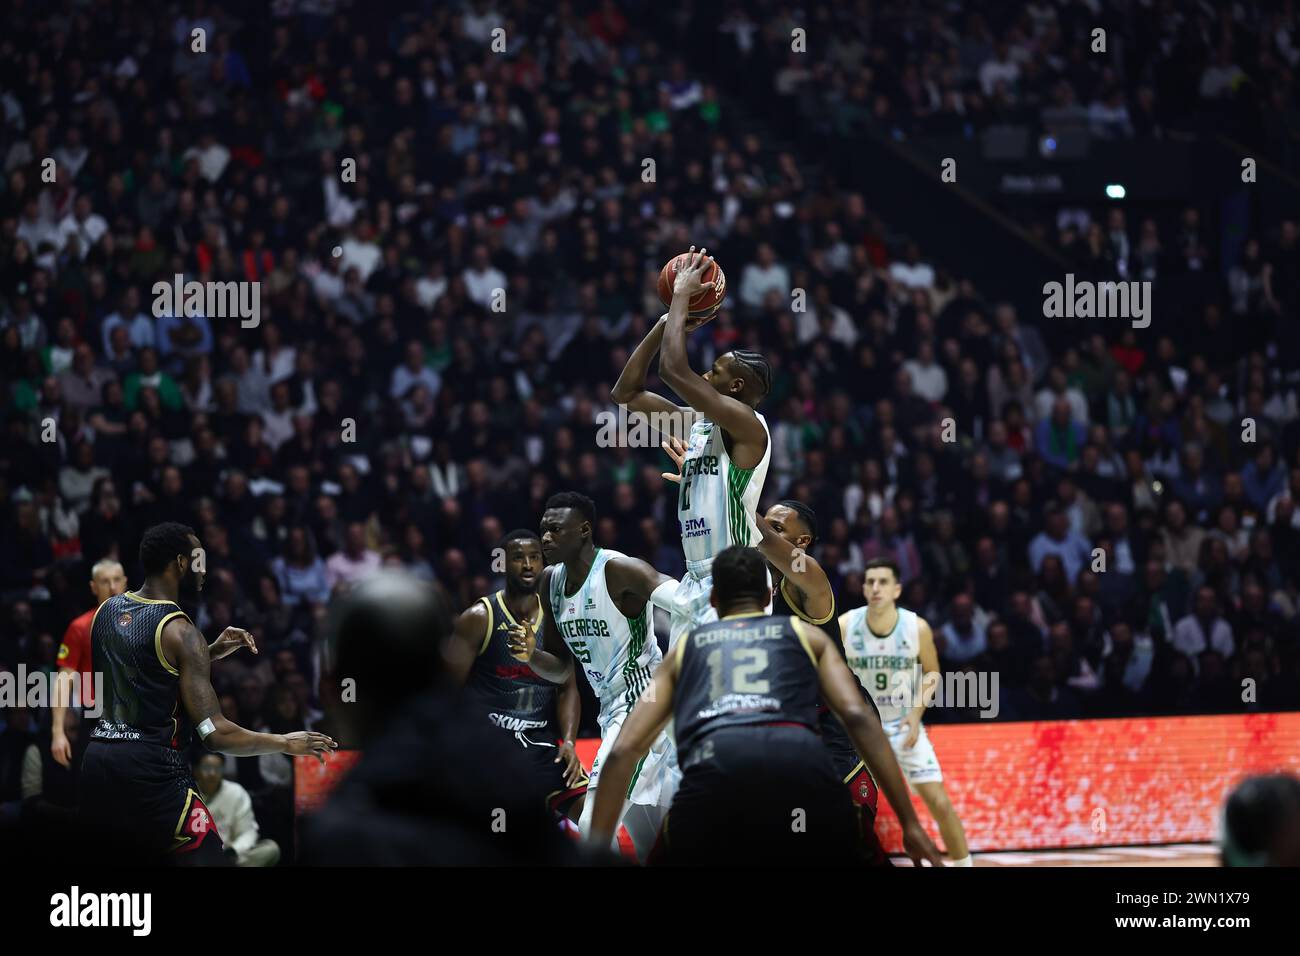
[89,558,127,604]
[768,500,817,548]
[541,492,596,563]
[710,546,770,614]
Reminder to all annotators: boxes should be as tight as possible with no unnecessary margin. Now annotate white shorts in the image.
[668,566,773,649]
[883,719,943,787]
[577,702,682,859]
[669,570,719,649]
[587,704,681,808]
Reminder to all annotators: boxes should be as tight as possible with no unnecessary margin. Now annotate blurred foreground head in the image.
[324,571,452,743]
[1220,773,1300,867]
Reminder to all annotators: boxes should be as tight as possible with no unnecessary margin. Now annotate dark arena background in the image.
[1,0,1299,937]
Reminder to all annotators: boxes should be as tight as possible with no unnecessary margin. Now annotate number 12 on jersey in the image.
[705,647,771,698]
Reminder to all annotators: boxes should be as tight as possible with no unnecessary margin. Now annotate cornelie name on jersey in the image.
[673,615,821,769]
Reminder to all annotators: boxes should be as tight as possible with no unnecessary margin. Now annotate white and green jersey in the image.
[549,547,659,716]
[677,412,770,575]
[842,605,921,724]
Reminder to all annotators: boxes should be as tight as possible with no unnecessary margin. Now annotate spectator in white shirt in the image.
[16,198,61,255]
[181,132,231,183]
[52,127,90,180]
[738,243,791,310]
[1034,366,1090,425]
[795,284,858,347]
[1171,586,1235,670]
[979,42,1021,96]
[252,323,298,385]
[261,382,297,451]
[902,339,949,403]
[194,753,280,867]
[888,242,936,290]
[57,195,108,259]
[416,259,448,310]
[325,521,382,591]
[462,244,508,309]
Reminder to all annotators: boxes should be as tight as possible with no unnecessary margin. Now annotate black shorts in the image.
[818,711,890,866]
[80,740,226,865]
[513,735,589,818]
[655,724,866,866]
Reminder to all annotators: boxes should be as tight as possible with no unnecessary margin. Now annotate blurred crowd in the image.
[2,0,1300,858]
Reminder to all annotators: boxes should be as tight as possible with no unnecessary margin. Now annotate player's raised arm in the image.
[589,659,679,844]
[610,313,692,419]
[509,567,574,683]
[792,619,944,866]
[168,617,336,761]
[659,248,767,454]
[755,510,833,621]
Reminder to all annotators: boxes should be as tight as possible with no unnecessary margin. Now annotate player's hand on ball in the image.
[672,245,716,299]
[284,731,338,765]
[901,820,946,867]
[506,621,536,662]
[660,436,687,483]
[211,626,257,661]
[555,740,585,787]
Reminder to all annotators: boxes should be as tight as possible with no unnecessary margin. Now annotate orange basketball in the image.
[658,253,726,318]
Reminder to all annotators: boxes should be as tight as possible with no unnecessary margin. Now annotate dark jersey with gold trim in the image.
[89,592,194,749]
[770,576,882,774]
[674,615,821,766]
[464,591,560,739]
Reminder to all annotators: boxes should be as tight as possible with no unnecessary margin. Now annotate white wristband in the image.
[650,578,680,612]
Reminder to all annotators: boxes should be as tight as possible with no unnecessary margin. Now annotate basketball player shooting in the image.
[611,246,773,649]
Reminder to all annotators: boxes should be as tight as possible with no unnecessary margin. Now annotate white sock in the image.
[948,855,974,867]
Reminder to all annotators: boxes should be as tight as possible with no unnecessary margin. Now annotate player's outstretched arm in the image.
[208,626,258,661]
[508,568,574,682]
[754,511,833,621]
[610,314,691,419]
[169,618,337,761]
[659,248,766,454]
[795,620,944,866]
[589,663,678,845]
